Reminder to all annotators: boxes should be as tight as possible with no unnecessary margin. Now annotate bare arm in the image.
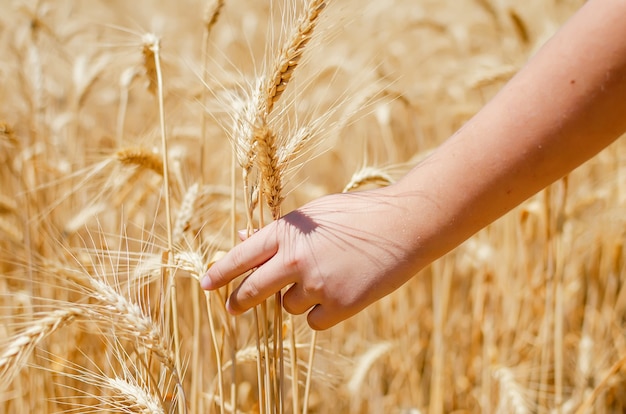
[202,0,626,330]
[393,0,626,273]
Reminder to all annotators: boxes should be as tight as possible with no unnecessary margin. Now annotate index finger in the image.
[201,225,278,290]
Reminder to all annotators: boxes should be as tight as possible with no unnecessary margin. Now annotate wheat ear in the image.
[0,193,17,215]
[105,376,165,414]
[493,366,530,414]
[172,183,200,245]
[0,308,81,389]
[0,121,17,143]
[115,147,164,176]
[263,0,328,115]
[254,123,283,220]
[575,355,626,414]
[204,0,225,36]
[83,278,178,376]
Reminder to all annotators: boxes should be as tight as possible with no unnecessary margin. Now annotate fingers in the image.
[282,284,317,315]
[307,304,339,331]
[201,227,277,290]
[226,254,298,314]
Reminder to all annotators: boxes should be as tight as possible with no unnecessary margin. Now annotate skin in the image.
[202,0,626,330]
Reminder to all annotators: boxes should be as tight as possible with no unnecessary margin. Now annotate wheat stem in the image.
[302,330,317,414]
[144,33,183,414]
[206,291,225,414]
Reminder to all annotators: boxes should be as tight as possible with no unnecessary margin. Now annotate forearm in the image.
[391,0,626,270]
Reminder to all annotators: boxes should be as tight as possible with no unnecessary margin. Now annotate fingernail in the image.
[237,229,259,241]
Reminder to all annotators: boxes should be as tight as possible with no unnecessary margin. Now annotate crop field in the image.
[1,0,625,412]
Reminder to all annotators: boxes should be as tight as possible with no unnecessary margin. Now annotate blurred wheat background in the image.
[2,0,626,412]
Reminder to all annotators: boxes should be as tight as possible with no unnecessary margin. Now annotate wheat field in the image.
[1,0,626,412]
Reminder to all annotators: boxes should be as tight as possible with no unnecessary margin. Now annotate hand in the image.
[201,188,422,330]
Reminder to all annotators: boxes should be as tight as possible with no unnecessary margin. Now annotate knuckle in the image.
[282,254,301,273]
[283,295,305,316]
[233,275,261,309]
[307,305,332,331]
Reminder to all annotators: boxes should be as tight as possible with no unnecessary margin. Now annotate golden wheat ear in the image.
[0,309,81,390]
[262,0,328,115]
[115,147,164,176]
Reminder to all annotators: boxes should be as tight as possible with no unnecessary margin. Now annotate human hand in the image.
[201,188,422,330]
